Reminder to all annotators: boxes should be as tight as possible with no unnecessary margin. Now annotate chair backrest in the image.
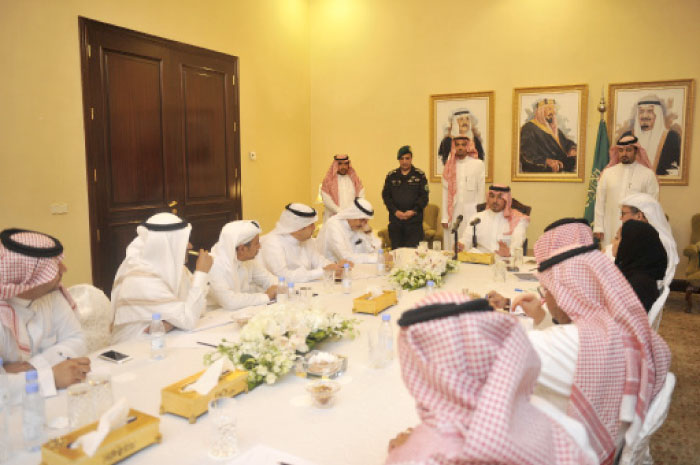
[691,213,700,244]
[476,197,532,216]
[423,203,439,230]
[649,285,670,331]
[69,284,113,353]
[618,372,676,465]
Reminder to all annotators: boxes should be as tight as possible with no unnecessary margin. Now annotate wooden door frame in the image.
[78,17,242,290]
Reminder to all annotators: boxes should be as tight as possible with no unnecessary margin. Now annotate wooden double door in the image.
[79,18,241,293]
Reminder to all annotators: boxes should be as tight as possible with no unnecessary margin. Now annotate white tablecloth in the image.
[6,259,540,465]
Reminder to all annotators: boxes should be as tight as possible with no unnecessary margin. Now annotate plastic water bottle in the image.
[277,277,288,303]
[0,359,10,462]
[287,281,295,301]
[376,249,386,274]
[150,313,166,360]
[377,314,394,367]
[341,263,352,294]
[426,280,435,294]
[22,382,45,452]
[25,370,38,385]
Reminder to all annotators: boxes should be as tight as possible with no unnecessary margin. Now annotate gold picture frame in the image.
[608,79,695,186]
[429,92,495,183]
[512,84,588,182]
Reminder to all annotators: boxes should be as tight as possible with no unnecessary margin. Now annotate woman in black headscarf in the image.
[614,220,668,312]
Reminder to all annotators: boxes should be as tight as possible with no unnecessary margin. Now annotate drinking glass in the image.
[432,240,442,251]
[418,241,429,251]
[87,371,114,417]
[322,269,335,292]
[492,258,507,283]
[67,383,96,429]
[208,397,238,459]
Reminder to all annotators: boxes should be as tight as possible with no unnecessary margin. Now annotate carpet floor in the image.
[649,292,700,464]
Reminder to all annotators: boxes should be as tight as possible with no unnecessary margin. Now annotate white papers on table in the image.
[187,309,235,332]
[229,444,319,465]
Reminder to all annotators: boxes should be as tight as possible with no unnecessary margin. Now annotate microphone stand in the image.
[453,227,459,260]
[472,223,478,249]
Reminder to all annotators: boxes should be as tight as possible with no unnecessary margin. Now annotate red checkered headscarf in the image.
[321,154,363,205]
[605,134,653,170]
[535,220,671,465]
[489,185,528,235]
[0,229,76,359]
[442,138,479,224]
[388,291,594,465]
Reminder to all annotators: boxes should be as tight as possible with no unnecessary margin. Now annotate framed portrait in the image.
[429,92,494,183]
[512,84,588,182]
[608,79,695,186]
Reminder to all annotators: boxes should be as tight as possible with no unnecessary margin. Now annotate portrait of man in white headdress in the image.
[430,92,493,183]
[609,80,694,184]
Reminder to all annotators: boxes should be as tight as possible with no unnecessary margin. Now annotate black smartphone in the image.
[98,350,132,364]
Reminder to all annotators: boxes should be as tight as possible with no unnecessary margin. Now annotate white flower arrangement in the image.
[205,301,358,390]
[389,249,459,290]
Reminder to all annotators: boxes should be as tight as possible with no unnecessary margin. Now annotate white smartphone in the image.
[98,350,132,364]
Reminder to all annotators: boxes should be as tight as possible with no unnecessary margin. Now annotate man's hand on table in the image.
[496,241,511,257]
[3,361,35,373]
[457,242,465,252]
[487,291,508,310]
[265,285,278,300]
[512,294,546,325]
[388,427,414,452]
[53,357,91,389]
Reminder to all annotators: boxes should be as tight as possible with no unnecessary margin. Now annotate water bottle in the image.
[426,280,435,294]
[0,359,10,462]
[341,263,352,294]
[376,249,385,274]
[22,382,45,452]
[277,277,288,303]
[24,370,38,390]
[150,313,166,360]
[377,314,394,367]
[287,281,295,301]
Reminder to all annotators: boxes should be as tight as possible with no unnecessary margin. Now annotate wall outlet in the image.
[50,203,68,215]
[249,151,257,161]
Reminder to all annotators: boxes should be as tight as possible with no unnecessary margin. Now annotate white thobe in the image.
[528,317,629,452]
[1,292,86,405]
[208,256,277,311]
[111,268,208,343]
[461,209,529,256]
[593,162,659,247]
[442,157,485,249]
[260,234,332,283]
[317,218,381,264]
[321,176,364,221]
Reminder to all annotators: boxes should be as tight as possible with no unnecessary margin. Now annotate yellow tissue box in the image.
[159,369,248,424]
[352,290,398,315]
[457,251,495,265]
[40,409,160,465]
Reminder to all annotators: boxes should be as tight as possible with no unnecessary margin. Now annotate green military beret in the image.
[397,145,412,159]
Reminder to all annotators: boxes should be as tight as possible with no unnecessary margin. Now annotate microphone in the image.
[469,217,481,227]
[451,215,464,233]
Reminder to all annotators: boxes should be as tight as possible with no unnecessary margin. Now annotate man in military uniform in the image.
[381,145,429,249]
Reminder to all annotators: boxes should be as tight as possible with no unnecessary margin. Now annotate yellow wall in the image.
[309,0,700,277]
[2,0,700,286]
[0,0,311,286]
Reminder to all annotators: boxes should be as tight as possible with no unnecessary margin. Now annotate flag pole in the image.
[598,86,606,121]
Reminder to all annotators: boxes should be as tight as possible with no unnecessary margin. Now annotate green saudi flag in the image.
[583,119,610,225]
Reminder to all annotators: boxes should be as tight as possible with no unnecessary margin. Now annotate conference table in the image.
[6,258,541,465]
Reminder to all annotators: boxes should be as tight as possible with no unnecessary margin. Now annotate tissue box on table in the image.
[352,290,398,315]
[40,409,160,465]
[159,369,248,424]
[457,251,495,265]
